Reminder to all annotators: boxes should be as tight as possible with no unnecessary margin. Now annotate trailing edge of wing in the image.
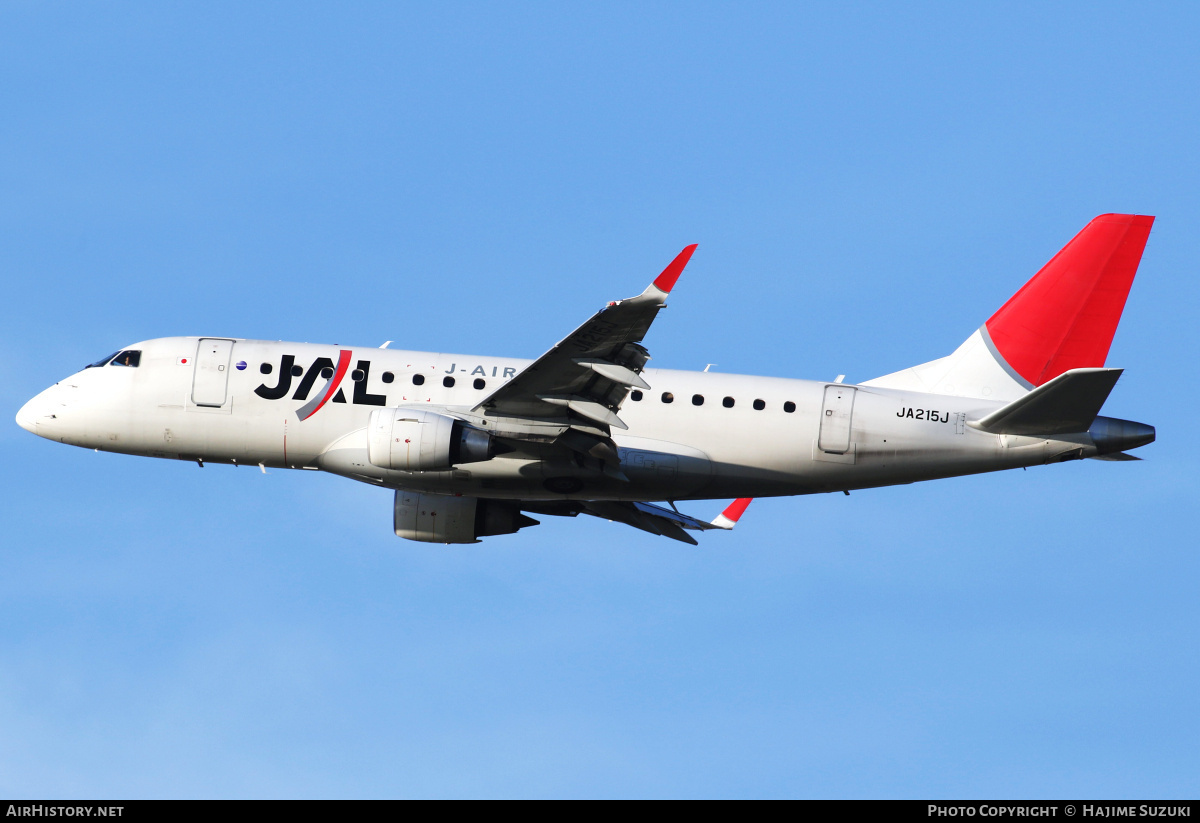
[573,358,651,389]
[581,501,699,544]
[537,395,629,430]
[578,498,749,545]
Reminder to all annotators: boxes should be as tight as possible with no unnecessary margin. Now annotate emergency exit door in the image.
[818,385,857,454]
[191,338,235,407]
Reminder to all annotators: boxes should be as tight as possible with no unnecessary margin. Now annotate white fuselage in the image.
[18,336,1104,503]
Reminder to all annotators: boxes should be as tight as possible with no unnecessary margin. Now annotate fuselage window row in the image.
[245,367,794,408]
[628,390,793,412]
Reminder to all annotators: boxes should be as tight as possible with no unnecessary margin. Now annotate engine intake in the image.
[367,408,495,471]
[393,492,540,543]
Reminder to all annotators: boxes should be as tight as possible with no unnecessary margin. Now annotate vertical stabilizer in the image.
[863,214,1153,402]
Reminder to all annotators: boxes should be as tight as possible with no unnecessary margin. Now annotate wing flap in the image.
[537,395,629,430]
[573,358,651,389]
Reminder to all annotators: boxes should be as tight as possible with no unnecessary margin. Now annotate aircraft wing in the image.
[577,497,752,545]
[473,245,697,434]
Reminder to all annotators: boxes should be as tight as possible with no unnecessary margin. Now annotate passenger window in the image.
[753,399,766,411]
[382,372,395,384]
[110,350,141,368]
[260,363,273,375]
[351,369,365,382]
[86,351,120,369]
[630,390,643,401]
[473,378,486,390]
[443,376,455,388]
[722,396,735,408]
[291,364,303,377]
[412,374,425,386]
[783,401,796,413]
[692,394,704,406]
[320,367,334,379]
[661,392,674,404]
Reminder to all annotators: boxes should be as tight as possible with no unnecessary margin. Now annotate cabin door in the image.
[817,385,857,454]
[191,338,235,407]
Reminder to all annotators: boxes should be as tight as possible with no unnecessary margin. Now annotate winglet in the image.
[710,497,752,530]
[649,244,698,295]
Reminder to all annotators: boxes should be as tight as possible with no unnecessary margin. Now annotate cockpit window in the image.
[109,350,141,368]
[86,351,120,369]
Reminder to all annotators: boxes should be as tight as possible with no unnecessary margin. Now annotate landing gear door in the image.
[818,385,856,454]
[192,338,235,407]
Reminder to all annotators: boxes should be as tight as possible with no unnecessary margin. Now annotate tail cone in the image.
[1089,416,1155,455]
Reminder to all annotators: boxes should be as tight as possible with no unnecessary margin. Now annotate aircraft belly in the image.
[317,430,718,501]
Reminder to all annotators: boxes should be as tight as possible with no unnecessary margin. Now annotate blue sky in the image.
[2,2,1198,798]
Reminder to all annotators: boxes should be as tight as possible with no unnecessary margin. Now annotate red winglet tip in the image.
[722,498,752,522]
[652,243,698,293]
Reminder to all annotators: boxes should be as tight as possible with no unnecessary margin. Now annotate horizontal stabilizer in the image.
[1089,452,1142,462]
[971,368,1122,435]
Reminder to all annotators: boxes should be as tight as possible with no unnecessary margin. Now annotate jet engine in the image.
[367,408,495,471]
[393,491,539,543]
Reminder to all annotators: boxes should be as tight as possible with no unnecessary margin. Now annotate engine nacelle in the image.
[393,491,539,544]
[367,408,495,471]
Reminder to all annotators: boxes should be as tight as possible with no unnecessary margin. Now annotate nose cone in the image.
[15,385,68,438]
[15,397,39,433]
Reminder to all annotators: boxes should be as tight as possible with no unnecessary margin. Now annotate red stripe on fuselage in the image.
[301,349,352,420]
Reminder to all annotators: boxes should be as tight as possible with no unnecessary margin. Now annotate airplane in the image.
[16,213,1156,545]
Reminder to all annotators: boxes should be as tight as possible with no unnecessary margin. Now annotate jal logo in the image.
[254,351,386,421]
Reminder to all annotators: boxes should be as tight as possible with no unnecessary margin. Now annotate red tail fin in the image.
[984,214,1153,387]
